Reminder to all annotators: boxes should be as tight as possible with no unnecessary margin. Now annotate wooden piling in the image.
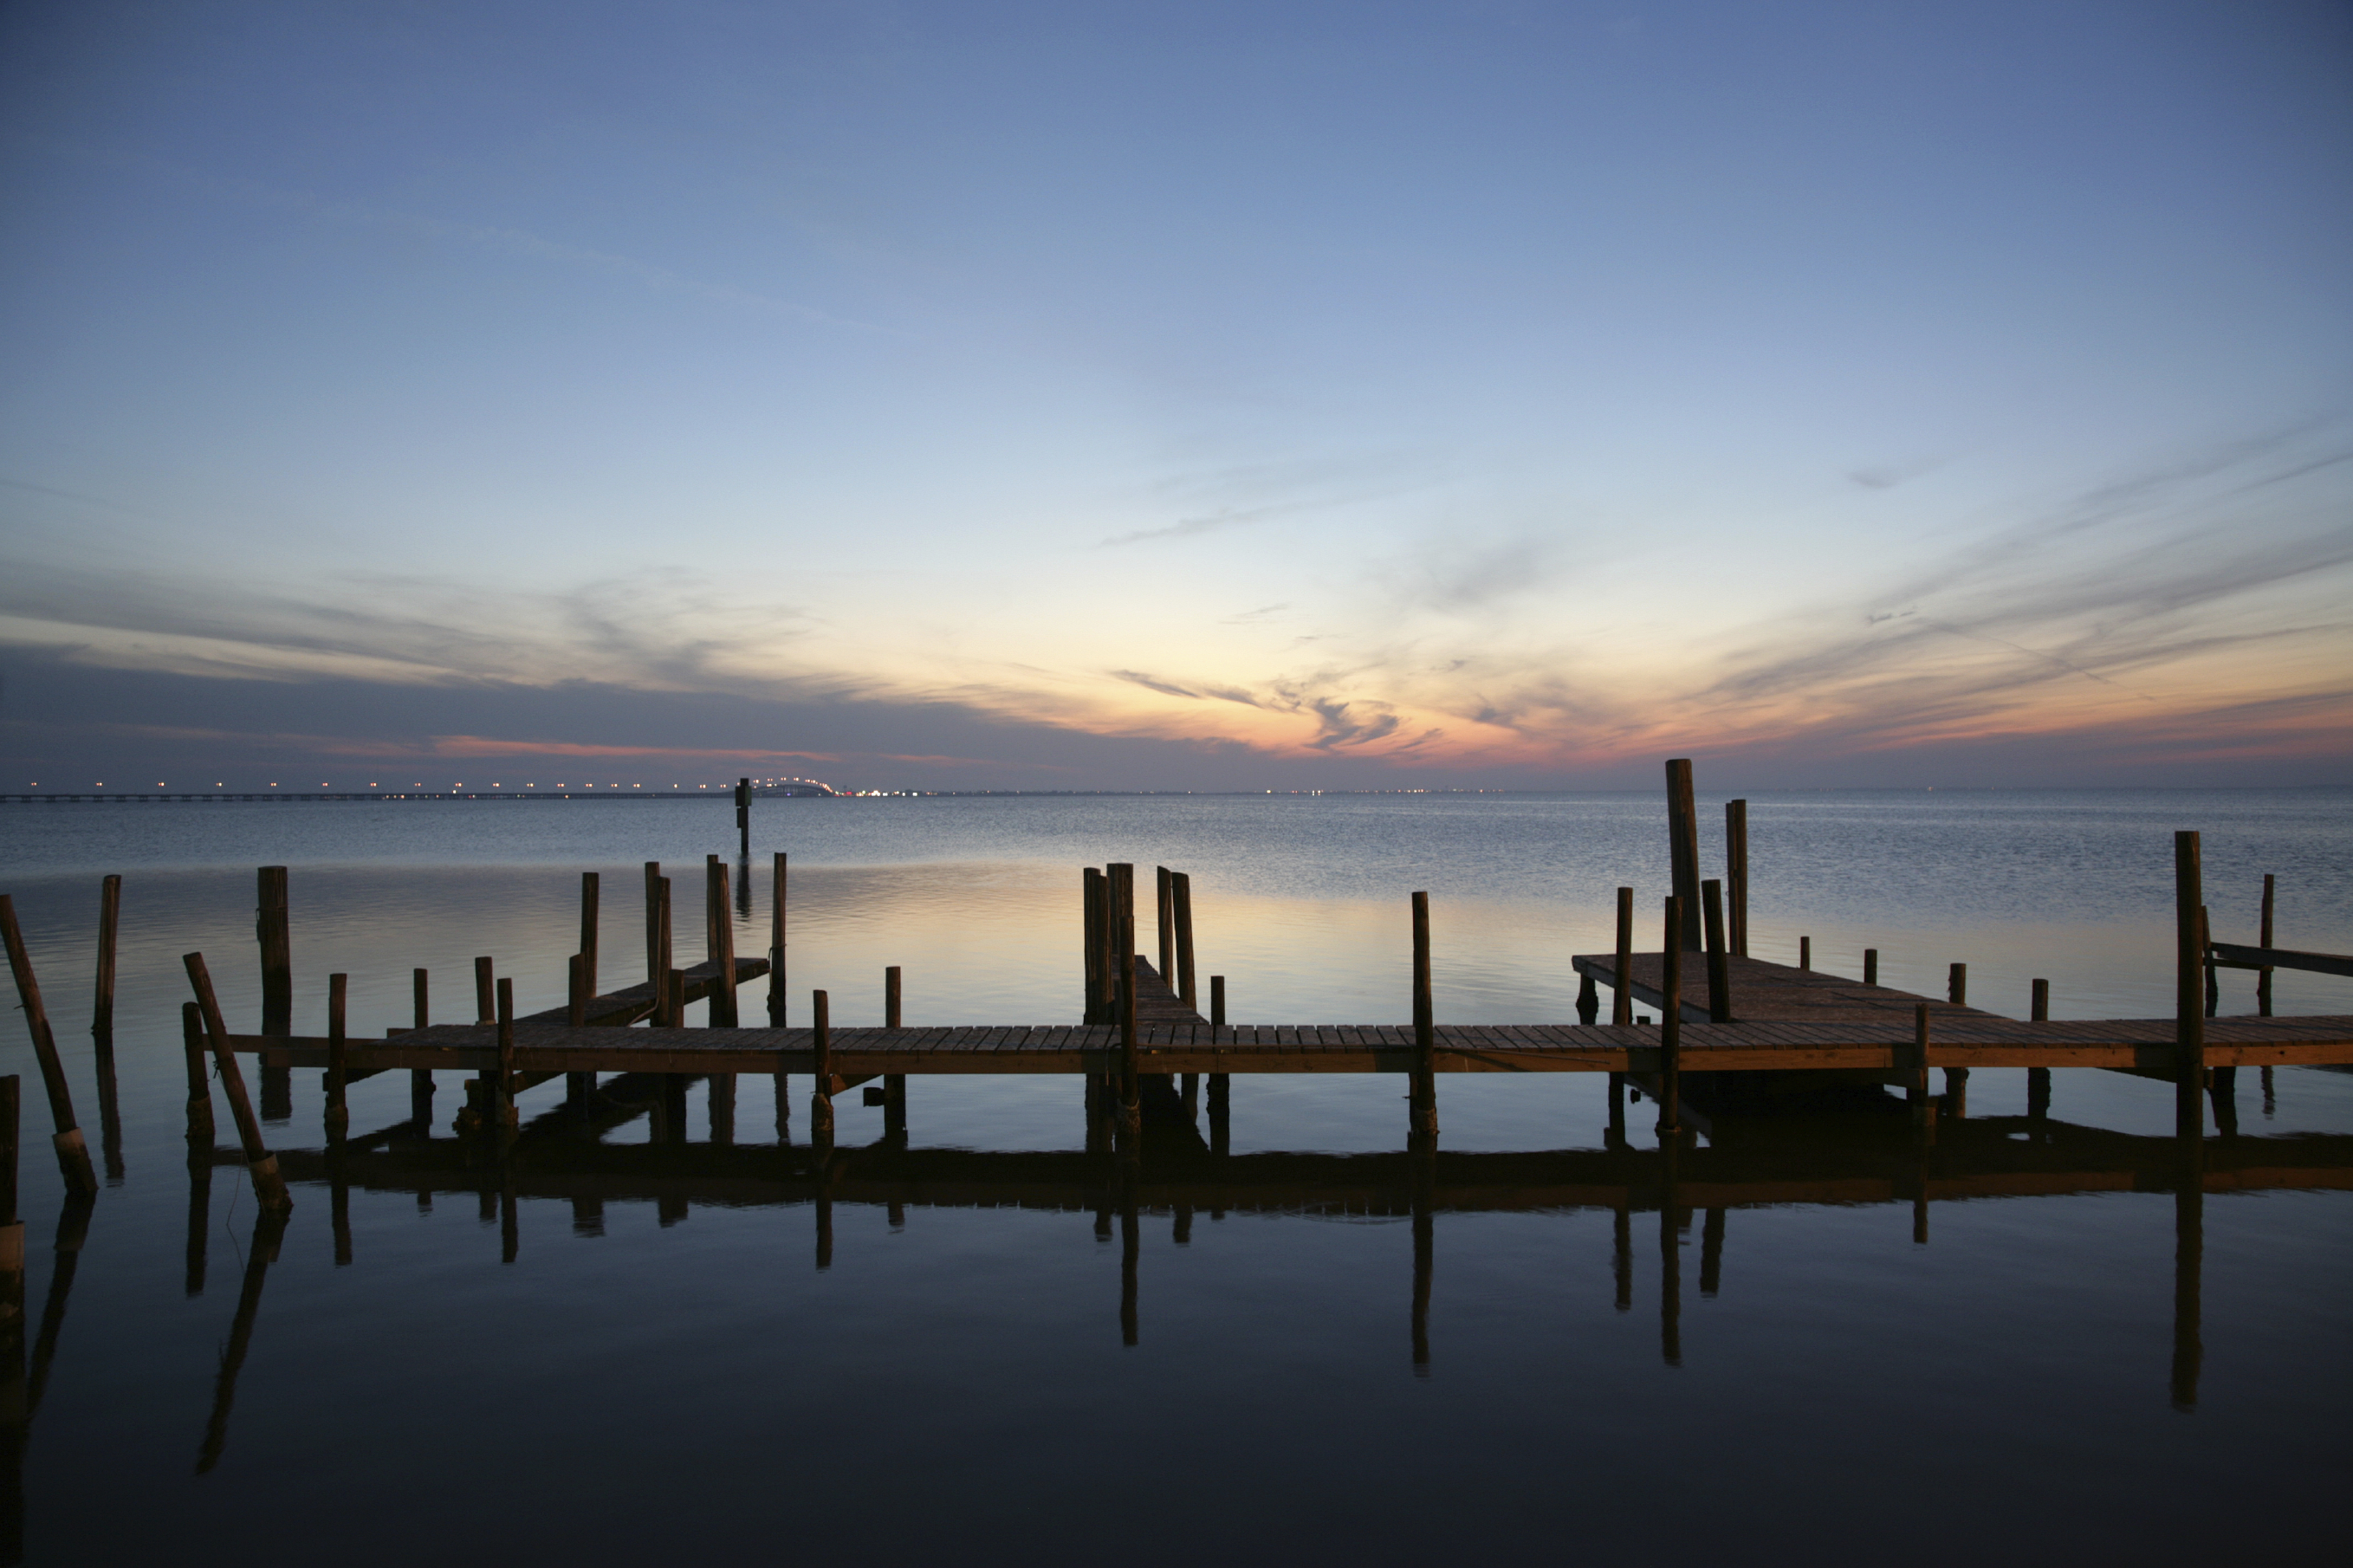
[567,954,588,1026]
[810,989,834,1150]
[884,965,906,1137]
[1157,865,1176,986]
[1664,759,1702,949]
[181,953,290,1209]
[736,776,751,859]
[1114,866,1141,1152]
[1799,935,1811,971]
[496,977,520,1134]
[1410,891,1437,1140]
[2257,873,2275,1016]
[1208,975,1229,1136]
[1612,887,1635,1026]
[1082,868,1105,1022]
[1701,878,1731,1024]
[1942,962,1969,1116]
[708,859,738,1027]
[2175,832,2205,1141]
[1864,948,1878,986]
[410,969,434,1131]
[324,972,349,1134]
[181,1002,215,1144]
[768,852,788,1027]
[1910,1003,1935,1137]
[644,861,663,989]
[0,897,97,1195]
[579,871,600,1002]
[1724,800,1748,957]
[2201,904,2219,1019]
[473,956,495,1025]
[1173,871,1198,1011]
[256,867,291,1035]
[2028,979,2051,1118]
[656,882,675,1024]
[1948,962,1967,1005]
[1657,897,1682,1137]
[91,874,120,1046]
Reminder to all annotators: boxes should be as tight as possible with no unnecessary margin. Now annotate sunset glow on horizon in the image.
[3,2,2348,790]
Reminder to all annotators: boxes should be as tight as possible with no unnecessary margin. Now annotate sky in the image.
[2,0,2349,793]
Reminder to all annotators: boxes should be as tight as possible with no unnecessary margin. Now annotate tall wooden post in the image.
[410,969,434,1130]
[1664,760,1702,949]
[1208,975,1229,1145]
[473,956,495,1025]
[2175,832,2205,1141]
[1943,962,1969,1117]
[1410,891,1436,1139]
[2028,978,2051,1119]
[1173,871,1198,1011]
[1156,865,1175,987]
[736,777,751,859]
[91,874,120,1046]
[1864,949,1879,986]
[1083,869,1105,1022]
[2202,905,2219,1018]
[1701,878,1731,1023]
[0,897,97,1194]
[256,866,291,1033]
[1112,865,1141,1152]
[1656,897,1682,1137]
[182,1002,216,1144]
[656,879,674,1023]
[644,861,664,990]
[182,953,290,1209]
[884,965,906,1137]
[708,859,737,1026]
[1612,887,1635,1026]
[2257,873,2274,1016]
[1724,799,1748,956]
[768,852,788,1027]
[578,872,600,1003]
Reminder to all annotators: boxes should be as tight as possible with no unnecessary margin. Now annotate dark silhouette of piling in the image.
[1664,759,1702,949]
[1656,897,1682,1137]
[1725,799,1748,956]
[2175,833,2205,1141]
[884,966,906,1137]
[1612,887,1635,1026]
[0,897,96,1195]
[182,952,289,1209]
[1410,891,1437,1140]
[1702,878,1731,1023]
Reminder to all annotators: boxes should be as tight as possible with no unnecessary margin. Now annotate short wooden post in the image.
[495,977,518,1134]
[708,858,737,1026]
[810,989,834,1152]
[182,1002,215,1144]
[1943,962,1968,1115]
[1799,936,1811,971]
[1082,868,1105,1021]
[324,972,350,1135]
[1864,949,1879,986]
[736,776,751,859]
[657,880,675,1023]
[1664,759,1702,949]
[182,952,291,1209]
[2257,873,2274,1016]
[410,968,435,1130]
[1948,962,1967,1005]
[1156,865,1176,986]
[883,965,906,1136]
[1173,871,1198,1011]
[1656,897,1682,1137]
[567,954,588,1026]
[2175,832,2205,1141]
[768,852,788,1027]
[0,897,97,1194]
[473,956,495,1024]
[1410,891,1437,1140]
[565,952,593,1110]
[579,871,600,1002]
[1701,878,1731,1023]
[644,860,664,989]
[2028,979,2051,1119]
[1612,886,1635,1026]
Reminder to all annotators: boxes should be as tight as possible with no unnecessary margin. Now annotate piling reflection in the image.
[197,1204,287,1475]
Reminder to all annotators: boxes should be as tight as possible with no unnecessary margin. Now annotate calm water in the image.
[3,791,2350,1565]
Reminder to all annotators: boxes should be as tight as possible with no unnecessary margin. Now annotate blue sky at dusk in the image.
[3,1,2349,791]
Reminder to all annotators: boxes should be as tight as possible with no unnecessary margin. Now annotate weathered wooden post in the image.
[708,860,737,1040]
[1724,800,1748,956]
[2201,909,2235,1135]
[324,972,350,1136]
[1656,897,1682,1137]
[1944,963,1968,1116]
[565,955,594,1111]
[91,872,120,1046]
[182,953,291,1209]
[1083,868,1105,1021]
[1157,865,1176,987]
[410,969,435,1130]
[473,956,496,1025]
[579,871,600,1002]
[2257,873,2275,1016]
[1612,886,1635,1026]
[1664,760,1702,949]
[1173,871,1198,1011]
[1799,935,1811,971]
[0,897,97,1194]
[1410,891,1437,1140]
[255,866,293,1120]
[1864,949,1879,986]
[1112,865,1141,1153]
[2028,978,2051,1119]
[1948,963,1966,1004]
[1909,1003,1935,1137]
[644,860,664,990]
[1208,975,1229,1149]
[884,965,906,1137]
[767,852,789,1028]
[1701,878,1731,1023]
[495,977,519,1135]
[182,1002,215,1144]
[810,989,834,1154]
[736,776,751,859]
[655,880,675,1023]
[2175,832,2205,1142]
[2201,904,2219,1019]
